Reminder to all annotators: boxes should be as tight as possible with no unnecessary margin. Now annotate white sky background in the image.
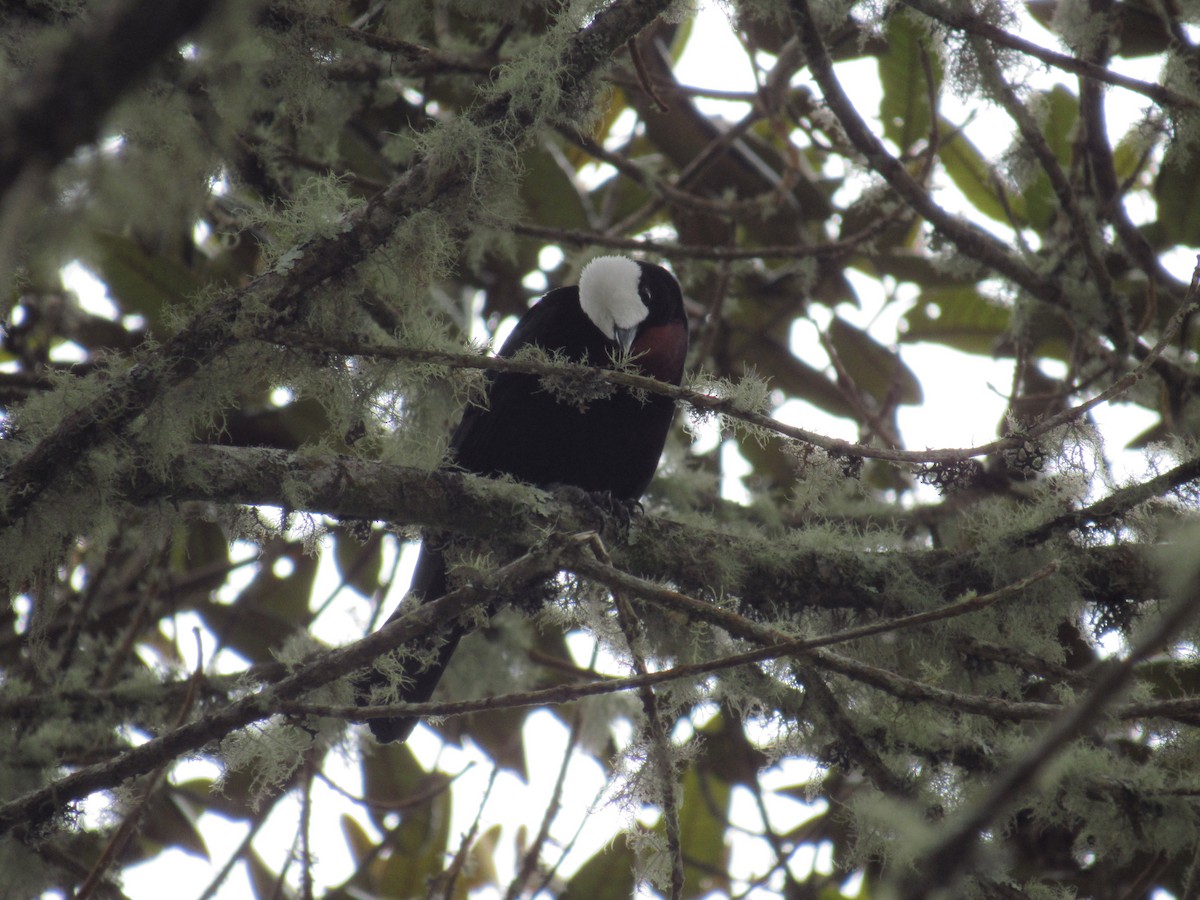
[51,3,1181,898]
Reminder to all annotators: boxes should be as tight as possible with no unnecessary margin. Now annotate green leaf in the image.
[1112,121,1156,186]
[859,251,984,289]
[465,823,502,891]
[902,287,1076,361]
[879,14,942,153]
[939,121,1020,224]
[86,231,203,331]
[744,335,857,419]
[1020,86,1079,229]
[676,766,731,897]
[359,741,454,895]
[519,144,590,231]
[340,813,375,865]
[828,317,923,406]
[901,287,1011,355]
[1037,85,1080,163]
[136,790,210,861]
[197,545,317,663]
[560,836,637,900]
[360,738,441,830]
[1156,139,1200,247]
[333,527,383,599]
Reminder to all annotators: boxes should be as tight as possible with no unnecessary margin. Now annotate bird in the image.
[359,256,688,743]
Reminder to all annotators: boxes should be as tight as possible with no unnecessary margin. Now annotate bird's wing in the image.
[449,288,584,459]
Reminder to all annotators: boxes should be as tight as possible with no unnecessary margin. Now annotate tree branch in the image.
[0,545,565,837]
[262,295,1195,467]
[899,0,1198,112]
[787,0,1062,309]
[0,0,221,203]
[112,443,1170,614]
[898,541,1200,898]
[0,0,672,531]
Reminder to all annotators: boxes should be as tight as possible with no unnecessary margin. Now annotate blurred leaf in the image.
[560,835,637,900]
[198,546,317,663]
[839,192,919,251]
[861,251,986,288]
[217,397,333,450]
[360,738,444,831]
[1112,120,1157,186]
[902,287,1076,361]
[587,169,654,230]
[1037,85,1079,162]
[246,849,288,898]
[879,14,942,153]
[175,776,252,822]
[828,317,923,406]
[175,520,231,595]
[465,823,502,891]
[1127,418,1170,448]
[901,287,1011,355]
[136,789,210,861]
[337,122,396,189]
[333,527,383,599]
[441,704,529,779]
[1020,86,1079,229]
[567,86,631,169]
[519,143,590,231]
[675,765,731,897]
[355,738,453,895]
[939,121,1020,225]
[743,335,856,419]
[1026,0,1173,58]
[696,712,767,786]
[340,813,375,865]
[378,781,452,895]
[1156,139,1200,248]
[86,232,203,331]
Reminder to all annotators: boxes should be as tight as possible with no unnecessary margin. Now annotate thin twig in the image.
[504,714,578,900]
[626,36,670,112]
[316,559,1062,725]
[593,535,685,900]
[436,767,499,900]
[263,297,1194,468]
[899,0,1198,111]
[897,548,1200,898]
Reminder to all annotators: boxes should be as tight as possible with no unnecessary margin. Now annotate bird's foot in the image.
[549,485,641,535]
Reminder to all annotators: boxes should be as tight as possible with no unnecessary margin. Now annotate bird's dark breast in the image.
[452,372,676,500]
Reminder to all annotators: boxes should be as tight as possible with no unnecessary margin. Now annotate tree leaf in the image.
[939,119,1021,225]
[1020,85,1079,229]
[829,317,923,406]
[560,836,637,900]
[901,286,1011,355]
[1156,139,1200,247]
[879,13,942,153]
[333,527,383,599]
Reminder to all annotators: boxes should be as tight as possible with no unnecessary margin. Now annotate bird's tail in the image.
[356,543,464,744]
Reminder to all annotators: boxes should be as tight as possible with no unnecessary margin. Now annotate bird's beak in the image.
[614,325,637,356]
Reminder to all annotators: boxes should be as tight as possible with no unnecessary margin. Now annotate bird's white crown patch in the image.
[579,255,648,339]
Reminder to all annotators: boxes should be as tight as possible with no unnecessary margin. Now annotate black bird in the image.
[360,256,688,743]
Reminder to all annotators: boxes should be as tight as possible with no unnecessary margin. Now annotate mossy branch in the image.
[116,443,1169,613]
[898,0,1198,111]
[0,0,672,530]
[0,544,566,838]
[263,298,1198,467]
[0,0,220,205]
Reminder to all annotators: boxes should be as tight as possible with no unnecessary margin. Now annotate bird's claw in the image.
[549,484,640,534]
